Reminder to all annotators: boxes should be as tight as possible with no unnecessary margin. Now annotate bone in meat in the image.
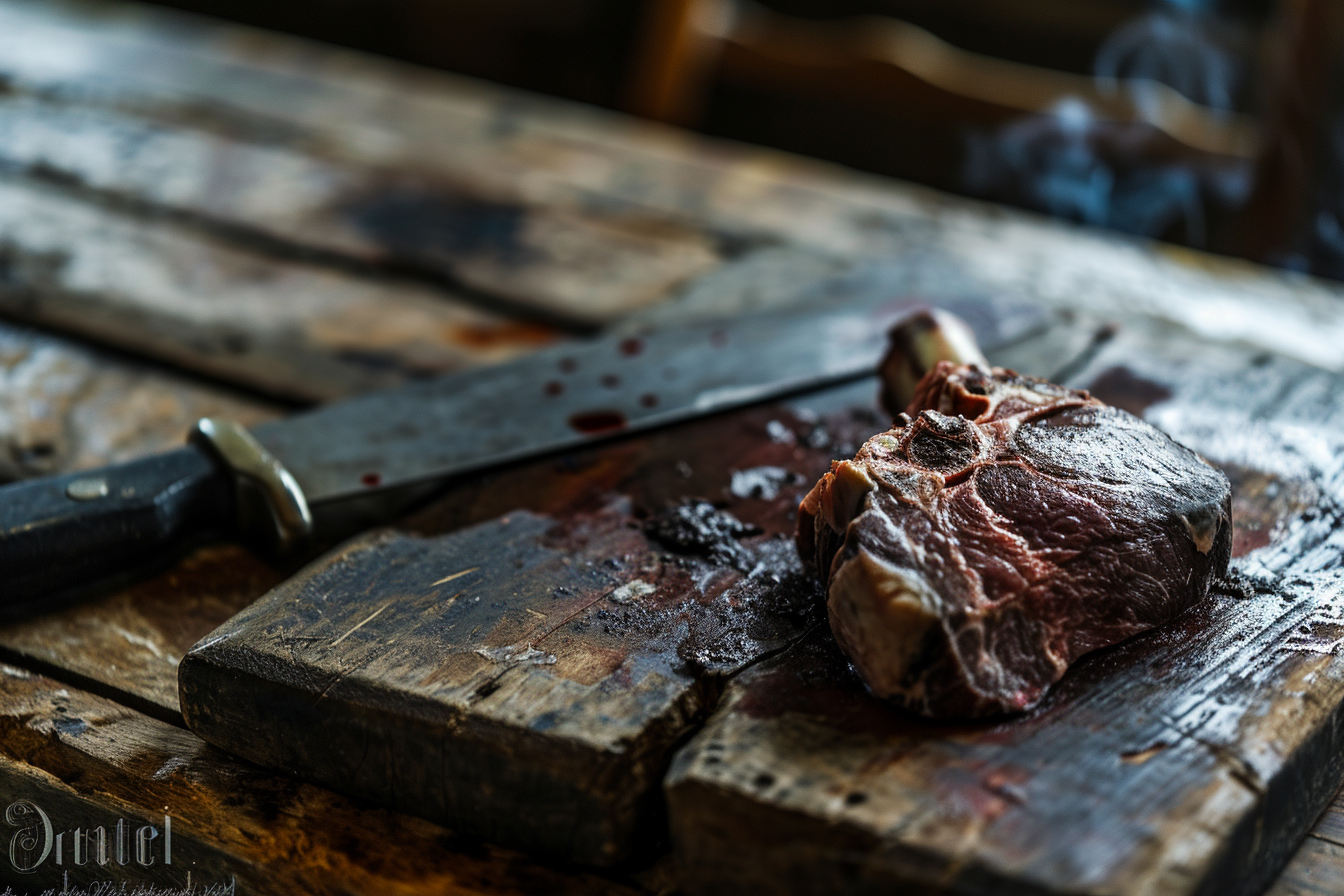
[797,361,1232,718]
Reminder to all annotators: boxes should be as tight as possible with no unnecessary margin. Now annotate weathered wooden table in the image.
[0,0,1343,892]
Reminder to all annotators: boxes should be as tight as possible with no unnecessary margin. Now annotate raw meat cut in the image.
[797,361,1232,718]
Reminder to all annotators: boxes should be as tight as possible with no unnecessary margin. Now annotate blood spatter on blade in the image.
[797,360,1233,719]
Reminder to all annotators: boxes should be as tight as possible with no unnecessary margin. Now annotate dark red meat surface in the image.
[797,362,1232,718]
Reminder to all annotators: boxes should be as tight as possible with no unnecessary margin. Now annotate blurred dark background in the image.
[142,0,1344,280]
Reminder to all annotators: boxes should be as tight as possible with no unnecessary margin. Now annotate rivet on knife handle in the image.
[0,445,234,606]
[191,418,313,556]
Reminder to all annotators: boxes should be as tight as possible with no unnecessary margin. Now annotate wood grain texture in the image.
[1302,789,1344,848]
[0,545,285,722]
[665,329,1344,896]
[1264,835,1344,896]
[0,91,722,327]
[0,663,643,895]
[1270,786,1344,896]
[0,177,559,403]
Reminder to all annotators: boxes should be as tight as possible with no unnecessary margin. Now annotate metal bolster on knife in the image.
[191,418,313,555]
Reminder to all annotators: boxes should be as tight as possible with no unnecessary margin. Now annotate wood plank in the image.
[0,177,558,403]
[175,380,881,866]
[664,330,1344,895]
[0,662,643,895]
[1270,788,1344,896]
[1302,789,1344,847]
[0,544,284,722]
[1264,835,1344,896]
[0,92,722,327]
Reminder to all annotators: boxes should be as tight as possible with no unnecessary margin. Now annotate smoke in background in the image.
[962,3,1256,249]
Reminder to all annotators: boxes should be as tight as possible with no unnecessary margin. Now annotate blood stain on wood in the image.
[445,320,557,350]
[1220,463,1319,558]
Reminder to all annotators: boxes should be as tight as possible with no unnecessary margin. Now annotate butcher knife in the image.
[0,305,986,604]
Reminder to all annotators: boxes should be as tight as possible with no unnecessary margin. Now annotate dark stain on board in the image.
[644,499,761,571]
[1220,462,1319,558]
[344,188,535,268]
[568,409,628,434]
[445,320,557,350]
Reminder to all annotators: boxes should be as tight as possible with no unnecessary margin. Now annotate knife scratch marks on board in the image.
[432,567,479,586]
[331,602,390,646]
[528,589,626,650]
[1284,634,1344,657]
[1280,584,1344,656]
[313,664,349,707]
[111,625,165,659]
[475,644,557,666]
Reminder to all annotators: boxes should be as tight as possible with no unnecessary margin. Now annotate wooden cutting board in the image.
[179,310,1344,889]
[177,375,884,865]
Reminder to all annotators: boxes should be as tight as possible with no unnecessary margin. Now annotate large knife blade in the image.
[0,304,982,605]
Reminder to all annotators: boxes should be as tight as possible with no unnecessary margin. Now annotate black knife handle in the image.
[0,444,234,606]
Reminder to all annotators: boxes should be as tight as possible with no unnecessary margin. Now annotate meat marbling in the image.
[797,361,1232,718]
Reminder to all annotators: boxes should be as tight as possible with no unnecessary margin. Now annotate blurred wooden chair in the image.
[626,0,1260,162]
[1238,0,1344,265]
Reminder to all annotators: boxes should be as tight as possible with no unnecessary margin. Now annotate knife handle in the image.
[0,444,234,608]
